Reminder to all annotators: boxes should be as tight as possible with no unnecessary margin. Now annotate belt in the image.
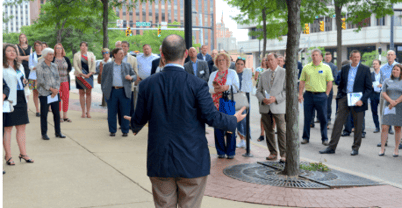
[113,86,123,89]
[306,91,325,94]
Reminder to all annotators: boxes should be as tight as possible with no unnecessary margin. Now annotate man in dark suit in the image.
[320,50,373,156]
[208,49,218,75]
[101,48,136,137]
[197,44,212,62]
[184,47,210,82]
[124,34,246,208]
[150,45,162,75]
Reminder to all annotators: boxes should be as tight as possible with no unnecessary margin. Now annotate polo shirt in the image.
[299,62,334,92]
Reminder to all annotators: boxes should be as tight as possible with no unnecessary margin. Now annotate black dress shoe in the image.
[350,149,359,156]
[55,133,66,138]
[377,142,388,147]
[322,140,329,146]
[42,135,50,140]
[310,124,315,128]
[362,133,366,138]
[110,133,116,137]
[227,155,234,159]
[217,155,225,159]
[122,133,128,137]
[319,147,335,154]
[341,132,350,137]
[36,112,40,117]
[301,139,309,144]
[389,129,394,135]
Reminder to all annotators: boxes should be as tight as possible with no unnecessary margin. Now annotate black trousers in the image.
[39,95,61,136]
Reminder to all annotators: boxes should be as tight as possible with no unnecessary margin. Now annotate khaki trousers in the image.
[261,112,286,157]
[150,176,208,208]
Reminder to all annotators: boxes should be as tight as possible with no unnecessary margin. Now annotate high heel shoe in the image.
[379,149,386,156]
[19,154,34,163]
[5,157,15,166]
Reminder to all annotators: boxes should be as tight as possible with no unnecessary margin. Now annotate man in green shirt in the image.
[299,49,334,145]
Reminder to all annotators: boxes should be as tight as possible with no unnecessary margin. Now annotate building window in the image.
[347,16,370,29]
[377,17,385,26]
[40,0,44,4]
[394,11,402,26]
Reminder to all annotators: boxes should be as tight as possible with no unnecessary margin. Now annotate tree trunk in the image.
[262,8,267,59]
[102,0,109,48]
[335,3,342,71]
[282,0,301,177]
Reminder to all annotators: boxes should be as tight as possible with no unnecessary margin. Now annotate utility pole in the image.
[390,3,395,51]
[184,0,192,53]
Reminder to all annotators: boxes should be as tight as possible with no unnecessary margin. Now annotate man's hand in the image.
[124,116,137,135]
[234,106,247,123]
[32,67,36,71]
[298,94,304,103]
[262,98,270,105]
[355,100,363,107]
[125,75,133,81]
[266,96,276,105]
[378,84,382,88]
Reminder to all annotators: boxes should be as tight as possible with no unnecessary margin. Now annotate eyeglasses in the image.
[56,47,63,49]
[217,59,226,62]
[102,52,109,54]
[237,57,246,60]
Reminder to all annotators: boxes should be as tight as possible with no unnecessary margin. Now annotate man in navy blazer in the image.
[320,50,372,156]
[150,45,162,75]
[197,45,212,62]
[124,35,246,208]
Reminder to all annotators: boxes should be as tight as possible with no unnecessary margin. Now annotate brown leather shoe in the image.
[266,154,278,160]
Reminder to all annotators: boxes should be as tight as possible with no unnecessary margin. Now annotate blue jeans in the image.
[302,92,328,141]
[214,129,236,156]
[311,89,333,124]
[106,88,131,134]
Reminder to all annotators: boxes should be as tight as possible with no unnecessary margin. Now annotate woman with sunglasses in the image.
[97,48,112,84]
[52,43,72,123]
[235,57,253,148]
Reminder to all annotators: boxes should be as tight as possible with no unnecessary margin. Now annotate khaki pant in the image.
[261,112,286,157]
[150,176,208,208]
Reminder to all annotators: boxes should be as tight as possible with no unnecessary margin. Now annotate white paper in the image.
[384,107,396,115]
[47,94,58,104]
[265,91,270,99]
[28,70,37,80]
[347,92,363,106]
[3,101,12,113]
[372,81,379,88]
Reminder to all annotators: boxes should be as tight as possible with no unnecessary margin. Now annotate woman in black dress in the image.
[3,44,34,165]
[16,33,32,110]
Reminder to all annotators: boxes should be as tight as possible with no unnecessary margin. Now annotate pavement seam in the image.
[79,201,153,208]
[31,109,153,196]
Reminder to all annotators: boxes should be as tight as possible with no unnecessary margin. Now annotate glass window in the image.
[377,17,386,26]
[394,11,402,26]
[348,16,370,29]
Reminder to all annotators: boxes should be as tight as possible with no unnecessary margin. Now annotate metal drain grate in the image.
[258,161,382,188]
[223,163,328,188]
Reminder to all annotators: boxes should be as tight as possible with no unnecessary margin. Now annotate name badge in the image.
[200,70,205,75]
[318,70,323,74]
[389,80,393,83]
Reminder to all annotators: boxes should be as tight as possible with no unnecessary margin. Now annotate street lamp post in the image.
[192,10,214,50]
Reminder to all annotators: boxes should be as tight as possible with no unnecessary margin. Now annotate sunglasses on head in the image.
[237,57,245,60]
[102,52,109,54]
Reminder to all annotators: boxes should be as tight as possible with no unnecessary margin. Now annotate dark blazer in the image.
[131,65,237,178]
[336,64,373,112]
[101,62,136,100]
[184,60,210,82]
[52,56,72,90]
[150,58,160,75]
[197,53,212,62]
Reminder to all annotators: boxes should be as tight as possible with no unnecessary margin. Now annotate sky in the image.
[215,0,249,42]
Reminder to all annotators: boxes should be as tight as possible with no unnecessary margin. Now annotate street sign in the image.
[161,21,168,29]
[116,20,123,26]
[136,22,151,27]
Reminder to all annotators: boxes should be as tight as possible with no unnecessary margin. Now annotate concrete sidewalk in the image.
[3,92,279,208]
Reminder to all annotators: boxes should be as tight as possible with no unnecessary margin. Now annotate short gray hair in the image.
[388,50,396,55]
[115,41,122,47]
[311,49,322,56]
[42,48,54,58]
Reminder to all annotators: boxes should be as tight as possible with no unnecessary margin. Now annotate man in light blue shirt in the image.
[137,44,158,80]
[379,50,398,136]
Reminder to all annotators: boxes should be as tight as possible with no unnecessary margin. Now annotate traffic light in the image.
[341,18,346,29]
[304,23,310,34]
[125,27,132,36]
[319,21,324,32]
[157,28,161,37]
